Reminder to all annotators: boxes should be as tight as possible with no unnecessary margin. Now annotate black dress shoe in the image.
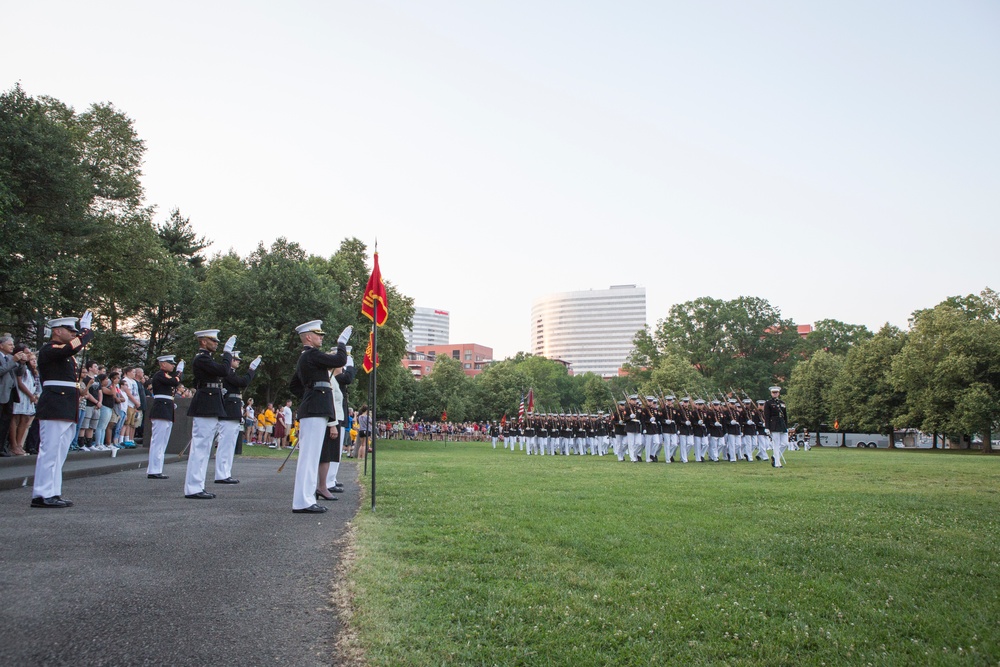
[185,491,215,499]
[148,473,169,479]
[214,478,240,484]
[30,496,69,508]
[328,487,344,493]
[52,496,74,507]
[315,493,339,501]
[293,504,328,514]
[334,482,344,489]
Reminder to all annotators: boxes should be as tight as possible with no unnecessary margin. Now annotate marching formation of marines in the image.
[493,387,792,468]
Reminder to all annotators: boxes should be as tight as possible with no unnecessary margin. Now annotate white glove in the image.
[79,310,93,330]
[338,325,353,345]
[649,417,656,424]
[346,345,352,354]
[698,420,704,425]
[223,335,237,353]
[176,360,185,374]
[685,420,691,426]
[731,420,739,425]
[765,429,771,436]
[249,355,262,371]
[629,413,636,419]
[714,422,722,427]
[346,356,354,368]
[747,420,754,426]
[665,419,674,424]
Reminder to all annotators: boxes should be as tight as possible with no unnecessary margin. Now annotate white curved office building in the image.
[530,285,646,377]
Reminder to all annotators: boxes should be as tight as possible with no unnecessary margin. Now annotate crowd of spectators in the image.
[0,332,202,457]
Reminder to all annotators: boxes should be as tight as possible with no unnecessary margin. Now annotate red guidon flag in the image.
[362,329,380,373]
[361,251,389,326]
[526,388,534,415]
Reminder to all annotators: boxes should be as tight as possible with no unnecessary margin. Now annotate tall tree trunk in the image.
[983,427,992,455]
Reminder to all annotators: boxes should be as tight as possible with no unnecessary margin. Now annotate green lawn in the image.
[346,443,1000,666]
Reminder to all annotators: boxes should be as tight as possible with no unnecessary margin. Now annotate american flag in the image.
[517,393,525,421]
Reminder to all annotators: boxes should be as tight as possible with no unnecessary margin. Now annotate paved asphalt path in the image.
[0,457,360,666]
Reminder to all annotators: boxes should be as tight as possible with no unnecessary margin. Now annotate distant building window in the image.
[464,351,472,361]
[464,363,471,369]
[452,350,460,360]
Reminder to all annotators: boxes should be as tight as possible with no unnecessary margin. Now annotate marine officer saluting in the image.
[289,320,350,514]
[184,329,235,499]
[31,311,95,508]
[146,354,184,479]
[215,350,261,485]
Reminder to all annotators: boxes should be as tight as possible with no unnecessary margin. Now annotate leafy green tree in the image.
[891,289,1000,452]
[0,84,93,337]
[134,208,210,366]
[471,360,532,420]
[653,296,800,396]
[828,324,907,440]
[797,319,873,358]
[422,355,471,422]
[786,350,844,431]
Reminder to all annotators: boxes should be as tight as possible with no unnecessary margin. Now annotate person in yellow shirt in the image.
[255,411,266,445]
[262,403,277,448]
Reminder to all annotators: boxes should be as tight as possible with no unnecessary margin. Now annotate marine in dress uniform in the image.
[660,396,679,463]
[31,313,95,508]
[289,320,350,513]
[692,399,709,462]
[146,354,183,479]
[215,350,261,484]
[326,350,356,492]
[740,398,758,461]
[763,386,788,468]
[184,329,235,499]
[724,398,743,462]
[707,400,726,462]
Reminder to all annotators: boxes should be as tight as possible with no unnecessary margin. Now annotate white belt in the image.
[43,380,78,388]
[153,394,175,400]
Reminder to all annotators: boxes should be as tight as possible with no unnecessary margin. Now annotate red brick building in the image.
[403,343,494,378]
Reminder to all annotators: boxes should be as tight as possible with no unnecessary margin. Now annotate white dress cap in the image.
[194,329,220,340]
[295,320,325,335]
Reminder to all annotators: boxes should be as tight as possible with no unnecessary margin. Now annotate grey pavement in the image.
[0,456,360,667]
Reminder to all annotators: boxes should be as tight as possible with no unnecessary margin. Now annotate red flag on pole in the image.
[362,328,380,373]
[526,389,534,416]
[361,251,389,327]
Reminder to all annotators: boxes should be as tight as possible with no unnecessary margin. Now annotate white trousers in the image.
[771,431,789,466]
[725,433,740,461]
[678,434,693,462]
[626,432,642,461]
[214,419,241,480]
[709,436,724,461]
[147,419,173,475]
[33,420,75,499]
[326,428,346,489]
[662,433,678,462]
[693,435,707,462]
[185,417,218,495]
[294,417,326,510]
[756,434,771,459]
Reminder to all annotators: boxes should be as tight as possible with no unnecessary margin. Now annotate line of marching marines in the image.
[490,391,794,467]
[27,312,356,514]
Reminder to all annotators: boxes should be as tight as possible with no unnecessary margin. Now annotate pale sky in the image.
[4,1,998,359]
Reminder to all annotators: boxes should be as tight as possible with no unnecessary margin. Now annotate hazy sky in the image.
[4,1,998,358]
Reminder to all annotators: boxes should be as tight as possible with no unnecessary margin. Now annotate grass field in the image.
[345,442,1000,666]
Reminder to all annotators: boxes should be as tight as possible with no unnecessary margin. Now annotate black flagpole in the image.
[371,304,378,511]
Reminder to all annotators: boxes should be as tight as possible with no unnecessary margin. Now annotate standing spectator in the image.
[77,361,101,450]
[262,402,277,448]
[120,367,141,447]
[353,405,370,458]
[91,373,115,452]
[280,400,293,449]
[243,398,256,444]
[274,402,287,449]
[9,345,39,456]
[0,333,30,456]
